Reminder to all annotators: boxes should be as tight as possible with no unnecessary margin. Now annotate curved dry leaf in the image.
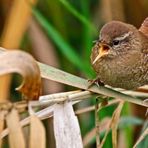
[0,50,41,100]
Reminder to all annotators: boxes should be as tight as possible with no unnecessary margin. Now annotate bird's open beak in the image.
[92,43,110,64]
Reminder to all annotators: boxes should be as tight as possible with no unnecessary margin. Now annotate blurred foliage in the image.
[33,0,98,78]
[0,0,148,147]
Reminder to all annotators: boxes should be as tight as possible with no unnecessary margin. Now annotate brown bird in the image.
[91,18,148,90]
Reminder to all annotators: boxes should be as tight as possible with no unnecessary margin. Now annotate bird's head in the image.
[92,21,141,65]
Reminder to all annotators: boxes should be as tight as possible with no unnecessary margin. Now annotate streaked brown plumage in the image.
[91,18,148,89]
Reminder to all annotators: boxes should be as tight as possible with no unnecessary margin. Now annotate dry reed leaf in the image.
[111,101,124,148]
[1,0,37,48]
[0,0,37,100]
[29,18,63,94]
[0,50,41,100]
[53,101,83,148]
[6,108,25,148]
[0,110,7,147]
[29,115,46,148]
[133,127,148,148]
[100,0,125,22]
[99,101,124,148]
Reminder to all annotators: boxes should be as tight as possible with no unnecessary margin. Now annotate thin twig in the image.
[75,99,120,115]
[95,98,101,147]
[0,98,119,139]
[31,90,93,107]
[39,90,80,103]
[0,91,92,139]
[0,48,148,108]
[133,126,148,148]
[38,62,148,107]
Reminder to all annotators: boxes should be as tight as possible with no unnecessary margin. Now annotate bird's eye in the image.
[112,39,120,46]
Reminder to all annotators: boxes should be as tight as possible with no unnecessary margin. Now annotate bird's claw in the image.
[87,78,104,89]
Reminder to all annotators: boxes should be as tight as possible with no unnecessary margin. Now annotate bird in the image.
[90,18,148,90]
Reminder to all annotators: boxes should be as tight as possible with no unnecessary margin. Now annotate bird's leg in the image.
[87,76,104,88]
